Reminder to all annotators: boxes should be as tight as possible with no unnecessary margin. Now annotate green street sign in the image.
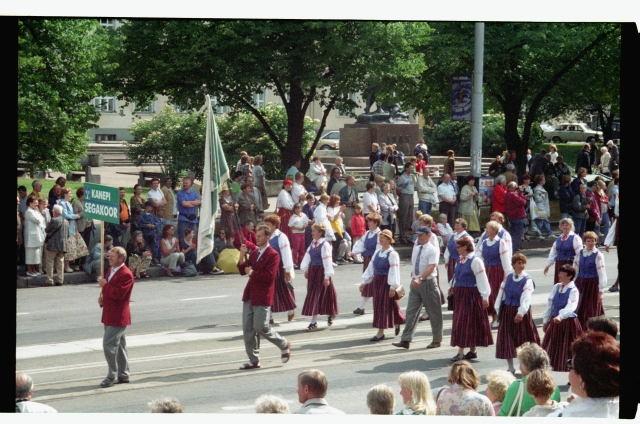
[83,183,120,224]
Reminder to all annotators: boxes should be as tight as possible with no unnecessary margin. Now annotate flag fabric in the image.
[197,94,230,263]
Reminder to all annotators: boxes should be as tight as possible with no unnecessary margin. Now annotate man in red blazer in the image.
[237,224,290,370]
[233,220,257,251]
[98,246,135,387]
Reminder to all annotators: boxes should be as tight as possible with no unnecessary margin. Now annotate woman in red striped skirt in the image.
[359,229,406,342]
[494,253,540,374]
[276,179,295,242]
[263,215,297,323]
[444,218,474,283]
[300,223,338,332]
[541,264,583,371]
[572,231,606,329]
[350,213,382,315]
[477,220,513,329]
[449,238,493,362]
[543,218,583,284]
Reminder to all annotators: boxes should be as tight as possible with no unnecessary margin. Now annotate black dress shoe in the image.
[116,377,130,384]
[353,308,365,315]
[608,284,619,292]
[370,334,385,342]
[392,341,410,349]
[426,342,441,349]
[395,326,400,336]
[100,378,115,387]
[464,351,477,360]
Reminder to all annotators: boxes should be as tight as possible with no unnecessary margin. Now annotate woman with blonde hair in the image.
[309,156,327,194]
[396,371,435,415]
[434,361,493,415]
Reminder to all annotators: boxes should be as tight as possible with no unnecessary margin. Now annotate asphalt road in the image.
[16,247,620,414]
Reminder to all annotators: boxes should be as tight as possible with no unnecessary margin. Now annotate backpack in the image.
[182,261,198,277]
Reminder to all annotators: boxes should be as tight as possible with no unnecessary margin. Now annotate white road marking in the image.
[17,312,30,315]
[180,295,228,301]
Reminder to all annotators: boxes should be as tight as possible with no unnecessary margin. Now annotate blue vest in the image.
[551,284,577,318]
[481,239,501,266]
[309,240,326,266]
[363,231,378,257]
[577,250,598,278]
[504,273,529,307]
[454,256,476,288]
[481,228,506,243]
[373,249,391,276]
[447,231,469,261]
[555,235,576,262]
[269,234,281,255]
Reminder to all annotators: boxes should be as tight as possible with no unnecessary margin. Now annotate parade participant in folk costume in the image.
[350,213,382,315]
[443,218,474,283]
[572,231,606,329]
[543,218,583,284]
[263,214,297,324]
[276,179,295,241]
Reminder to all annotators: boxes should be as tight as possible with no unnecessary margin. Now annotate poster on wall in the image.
[479,177,494,207]
[451,73,472,121]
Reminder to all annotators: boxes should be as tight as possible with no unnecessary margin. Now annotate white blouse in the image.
[313,203,335,241]
[443,231,474,262]
[270,229,295,277]
[572,248,607,291]
[276,189,295,210]
[361,247,402,291]
[327,206,345,233]
[362,191,380,214]
[288,213,309,234]
[300,237,334,279]
[476,237,513,276]
[546,232,583,267]
[494,272,534,316]
[453,252,491,301]
[351,228,381,255]
[542,281,579,323]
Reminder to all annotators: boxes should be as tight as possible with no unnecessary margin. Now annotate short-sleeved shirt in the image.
[177,188,200,223]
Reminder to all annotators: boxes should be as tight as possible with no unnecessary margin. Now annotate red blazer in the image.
[493,184,507,213]
[101,265,135,327]
[233,227,257,251]
[239,246,279,307]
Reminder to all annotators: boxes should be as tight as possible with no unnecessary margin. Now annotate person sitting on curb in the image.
[85,235,113,282]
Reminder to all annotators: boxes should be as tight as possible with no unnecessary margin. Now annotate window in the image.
[337,93,357,117]
[99,19,117,29]
[95,134,116,142]
[134,101,155,114]
[93,96,117,113]
[253,91,266,108]
[210,97,231,114]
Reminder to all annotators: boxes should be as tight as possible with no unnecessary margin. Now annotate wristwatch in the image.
[418,277,425,282]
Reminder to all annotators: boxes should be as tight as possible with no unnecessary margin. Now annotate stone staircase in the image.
[87,142,158,167]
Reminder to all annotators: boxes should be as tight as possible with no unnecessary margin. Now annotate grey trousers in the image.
[398,193,414,242]
[103,325,130,380]
[243,301,288,364]
[400,277,443,344]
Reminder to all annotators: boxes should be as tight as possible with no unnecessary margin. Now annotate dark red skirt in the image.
[447,256,457,282]
[574,276,605,329]
[278,208,293,242]
[486,265,504,316]
[371,274,406,329]
[450,286,494,348]
[360,255,375,297]
[541,317,583,372]
[301,264,339,317]
[495,305,540,359]
[271,265,296,313]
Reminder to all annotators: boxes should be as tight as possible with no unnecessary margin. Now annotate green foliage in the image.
[127,107,207,183]
[18,19,114,173]
[216,103,318,179]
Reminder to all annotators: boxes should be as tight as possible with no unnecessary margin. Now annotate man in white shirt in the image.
[147,178,168,259]
[292,172,308,203]
[294,369,345,414]
[416,166,437,215]
[393,226,442,350]
[438,173,457,225]
[15,372,57,413]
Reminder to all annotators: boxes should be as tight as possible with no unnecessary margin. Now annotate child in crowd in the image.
[486,370,516,416]
[432,166,440,177]
[522,369,566,417]
[137,201,160,258]
[411,210,423,242]
[436,213,453,252]
[350,204,366,264]
[288,203,309,268]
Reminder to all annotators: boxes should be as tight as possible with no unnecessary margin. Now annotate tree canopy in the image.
[106,20,431,171]
[18,19,114,173]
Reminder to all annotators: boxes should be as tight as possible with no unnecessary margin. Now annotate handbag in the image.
[529,197,547,220]
[447,277,455,311]
[393,286,406,301]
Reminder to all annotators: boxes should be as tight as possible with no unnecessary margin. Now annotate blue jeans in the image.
[535,218,553,236]
[509,218,525,252]
[574,218,587,239]
[418,200,433,215]
[599,213,610,242]
[177,220,197,241]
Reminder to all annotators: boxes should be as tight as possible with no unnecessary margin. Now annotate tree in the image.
[105,20,431,172]
[18,19,114,173]
[403,22,619,174]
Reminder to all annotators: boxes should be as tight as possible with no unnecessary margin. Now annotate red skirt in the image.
[574,276,605,329]
[541,317,583,372]
[271,265,296,313]
[360,255,375,297]
[371,274,406,329]
[486,265,504,316]
[447,256,457,283]
[301,264,338,317]
[450,286,494,348]
[495,305,540,359]
[278,208,293,242]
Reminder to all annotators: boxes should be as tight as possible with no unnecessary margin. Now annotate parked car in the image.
[541,122,602,143]
[318,131,340,150]
[596,118,620,140]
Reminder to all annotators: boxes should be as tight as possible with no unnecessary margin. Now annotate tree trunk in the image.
[503,101,528,176]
